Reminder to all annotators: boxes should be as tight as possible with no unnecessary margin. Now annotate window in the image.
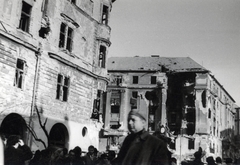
[59,23,73,52]
[91,90,101,120]
[132,91,138,99]
[56,74,70,102]
[133,76,138,84]
[208,109,211,118]
[110,90,121,129]
[14,59,26,89]
[99,45,106,68]
[19,1,32,32]
[188,139,195,149]
[151,76,157,84]
[101,5,109,25]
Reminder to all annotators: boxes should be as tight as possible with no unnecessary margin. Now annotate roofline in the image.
[210,74,235,103]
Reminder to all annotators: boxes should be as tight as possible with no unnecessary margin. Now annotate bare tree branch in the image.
[26,125,47,148]
[35,107,49,140]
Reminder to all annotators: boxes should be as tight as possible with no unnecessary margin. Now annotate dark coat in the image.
[4,145,33,165]
[114,130,169,165]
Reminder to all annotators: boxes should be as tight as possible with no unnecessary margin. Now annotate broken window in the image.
[59,23,73,52]
[133,76,138,84]
[186,107,195,135]
[56,74,70,102]
[99,45,106,68]
[151,76,157,84]
[110,90,121,129]
[19,1,32,32]
[101,5,109,25]
[188,139,195,149]
[14,59,26,89]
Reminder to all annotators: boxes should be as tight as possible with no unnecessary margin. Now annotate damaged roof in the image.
[107,56,208,73]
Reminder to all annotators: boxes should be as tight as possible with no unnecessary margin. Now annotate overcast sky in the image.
[108,0,240,106]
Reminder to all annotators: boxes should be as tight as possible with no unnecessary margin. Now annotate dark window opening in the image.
[59,23,66,48]
[151,76,157,84]
[56,74,70,102]
[208,109,211,118]
[202,90,207,108]
[133,76,138,84]
[132,91,138,98]
[188,139,195,149]
[66,27,73,51]
[102,5,109,25]
[169,141,176,150]
[99,46,106,68]
[91,90,101,120]
[19,1,32,32]
[187,123,195,135]
[116,76,122,86]
[14,59,26,89]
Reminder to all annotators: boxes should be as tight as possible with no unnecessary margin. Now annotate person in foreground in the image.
[114,108,169,165]
[4,135,33,165]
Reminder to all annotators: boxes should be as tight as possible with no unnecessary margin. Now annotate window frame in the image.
[151,76,157,84]
[59,23,74,52]
[19,1,32,32]
[132,76,139,84]
[101,5,109,25]
[99,45,106,68]
[56,74,70,102]
[14,59,26,89]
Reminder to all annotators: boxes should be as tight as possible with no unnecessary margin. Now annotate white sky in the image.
[108,0,240,106]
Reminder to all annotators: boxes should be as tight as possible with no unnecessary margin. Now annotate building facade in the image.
[0,0,115,152]
[102,56,236,162]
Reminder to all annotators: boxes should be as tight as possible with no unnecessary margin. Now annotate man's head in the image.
[6,135,20,147]
[128,109,146,133]
[88,145,95,155]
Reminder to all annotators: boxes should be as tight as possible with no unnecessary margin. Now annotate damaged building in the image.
[103,56,236,161]
[0,0,116,152]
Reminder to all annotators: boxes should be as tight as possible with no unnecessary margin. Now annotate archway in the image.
[49,123,69,148]
[0,113,27,141]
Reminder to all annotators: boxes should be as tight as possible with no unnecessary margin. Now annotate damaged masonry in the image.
[102,56,237,162]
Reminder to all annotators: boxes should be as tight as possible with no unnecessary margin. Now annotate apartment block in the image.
[102,56,236,161]
[0,0,115,152]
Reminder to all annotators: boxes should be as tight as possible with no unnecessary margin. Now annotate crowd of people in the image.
[1,108,239,165]
[181,147,237,165]
[1,134,117,165]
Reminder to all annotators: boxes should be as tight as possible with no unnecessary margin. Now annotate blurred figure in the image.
[226,158,233,165]
[73,146,85,165]
[107,150,116,164]
[84,145,98,165]
[192,147,204,165]
[206,156,216,165]
[0,137,4,165]
[4,135,33,165]
[170,157,177,165]
[97,153,111,165]
[29,150,41,165]
[216,157,223,165]
[49,146,66,165]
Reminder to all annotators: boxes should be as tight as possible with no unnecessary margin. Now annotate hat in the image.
[128,108,147,121]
